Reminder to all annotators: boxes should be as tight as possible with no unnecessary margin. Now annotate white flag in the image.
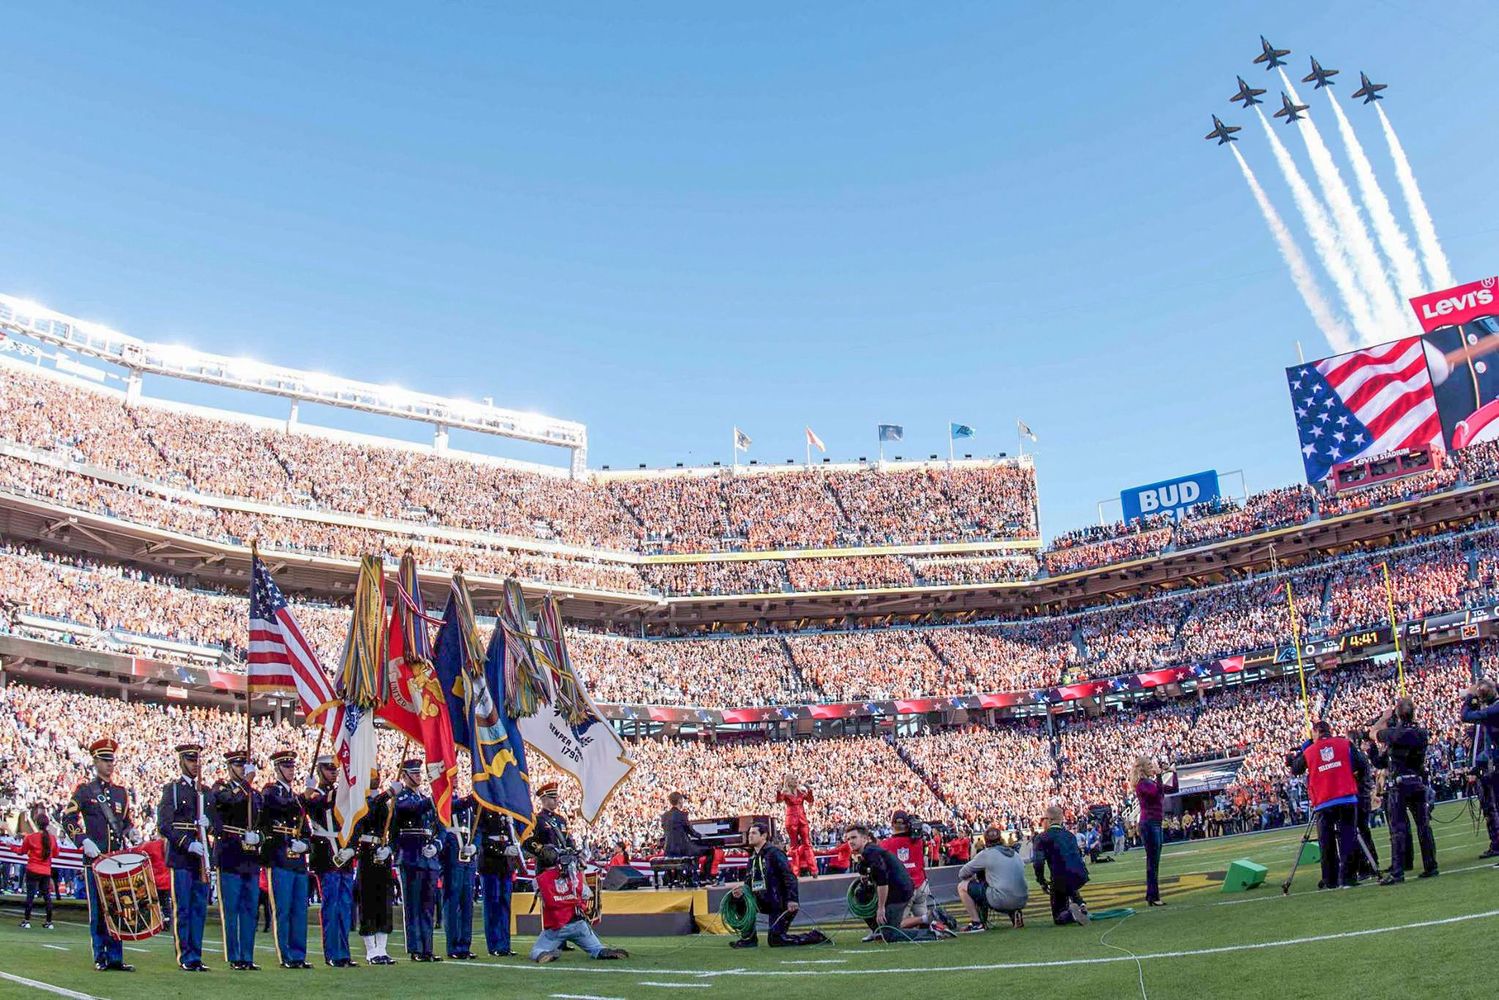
[517,701,634,823]
[331,703,377,845]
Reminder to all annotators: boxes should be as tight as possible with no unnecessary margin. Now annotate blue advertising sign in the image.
[1121,470,1220,523]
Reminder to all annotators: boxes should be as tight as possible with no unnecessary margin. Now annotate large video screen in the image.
[1286,275,1499,481]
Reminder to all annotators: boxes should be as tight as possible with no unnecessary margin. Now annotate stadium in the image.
[2,11,1498,1000]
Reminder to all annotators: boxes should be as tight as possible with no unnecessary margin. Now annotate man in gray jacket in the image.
[956,828,1028,932]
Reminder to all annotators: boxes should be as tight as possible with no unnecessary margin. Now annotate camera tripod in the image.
[1281,810,1379,895]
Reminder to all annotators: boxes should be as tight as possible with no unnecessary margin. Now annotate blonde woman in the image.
[1130,756,1177,907]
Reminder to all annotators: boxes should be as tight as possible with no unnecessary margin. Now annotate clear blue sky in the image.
[2,2,1495,537]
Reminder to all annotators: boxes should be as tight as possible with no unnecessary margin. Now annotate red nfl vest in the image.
[1303,736,1357,809]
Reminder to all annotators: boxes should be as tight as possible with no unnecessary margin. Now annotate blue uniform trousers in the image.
[480,873,512,954]
[443,865,475,957]
[171,866,210,967]
[270,867,309,964]
[217,870,260,964]
[84,866,123,966]
[318,870,354,963]
[400,865,437,957]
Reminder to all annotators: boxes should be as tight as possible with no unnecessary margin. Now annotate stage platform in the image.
[511,864,967,937]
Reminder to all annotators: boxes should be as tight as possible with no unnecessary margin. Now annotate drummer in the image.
[61,737,136,972]
[157,742,212,972]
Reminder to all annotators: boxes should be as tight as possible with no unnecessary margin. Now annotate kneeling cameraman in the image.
[957,827,1028,932]
[1373,698,1438,883]
[529,847,628,963]
[728,822,827,949]
[845,826,951,942]
[1461,680,1499,859]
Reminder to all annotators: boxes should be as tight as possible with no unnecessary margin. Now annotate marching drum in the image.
[93,850,164,941]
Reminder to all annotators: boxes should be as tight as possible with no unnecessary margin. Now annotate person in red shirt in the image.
[20,806,60,929]
[881,811,955,932]
[945,832,972,865]
[826,839,852,874]
[776,778,817,877]
[528,847,628,963]
[607,840,631,868]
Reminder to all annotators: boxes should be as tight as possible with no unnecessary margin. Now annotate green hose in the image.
[846,881,878,920]
[719,889,760,935]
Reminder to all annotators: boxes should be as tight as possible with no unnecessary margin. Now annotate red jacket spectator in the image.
[21,829,60,876]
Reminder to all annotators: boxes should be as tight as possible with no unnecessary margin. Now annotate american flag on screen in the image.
[1286,336,1443,482]
[249,553,342,734]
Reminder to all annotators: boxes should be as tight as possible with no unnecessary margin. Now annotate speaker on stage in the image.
[602,865,652,891]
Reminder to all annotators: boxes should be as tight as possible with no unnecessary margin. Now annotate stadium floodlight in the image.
[0,291,589,475]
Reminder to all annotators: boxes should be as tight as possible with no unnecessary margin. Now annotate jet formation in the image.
[1205,39,1389,143]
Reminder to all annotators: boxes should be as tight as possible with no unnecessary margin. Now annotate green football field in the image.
[2,801,1495,1000]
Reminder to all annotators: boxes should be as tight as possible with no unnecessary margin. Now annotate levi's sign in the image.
[1409,276,1499,333]
[1121,469,1220,523]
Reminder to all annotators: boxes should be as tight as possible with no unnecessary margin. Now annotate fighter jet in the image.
[1273,92,1309,124]
[1253,36,1291,70]
[1351,72,1388,104]
[1230,76,1267,108]
[1204,115,1242,145]
[1302,57,1339,89]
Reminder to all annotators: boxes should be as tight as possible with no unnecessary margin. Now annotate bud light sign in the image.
[1121,470,1220,523]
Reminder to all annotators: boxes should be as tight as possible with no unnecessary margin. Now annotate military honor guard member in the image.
[475,802,521,956]
[211,749,265,970]
[156,742,212,971]
[392,758,442,962]
[354,768,397,965]
[305,755,358,967]
[441,795,480,959]
[263,749,314,969]
[62,737,136,972]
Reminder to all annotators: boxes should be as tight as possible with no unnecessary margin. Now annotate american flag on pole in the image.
[249,553,342,734]
[1286,336,1443,483]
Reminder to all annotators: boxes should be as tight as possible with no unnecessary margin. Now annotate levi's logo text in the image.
[1422,288,1493,320]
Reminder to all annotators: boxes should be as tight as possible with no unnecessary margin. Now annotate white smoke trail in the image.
[1231,145,1354,353]
[1323,89,1425,305]
[1256,109,1379,343]
[1278,69,1409,340]
[1376,103,1455,291]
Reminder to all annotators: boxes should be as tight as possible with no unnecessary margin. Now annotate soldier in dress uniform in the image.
[354,768,397,965]
[474,803,521,956]
[211,749,265,971]
[156,742,212,971]
[304,755,358,967]
[263,749,313,969]
[440,794,480,959]
[61,737,136,972]
[392,758,442,962]
[524,782,574,857]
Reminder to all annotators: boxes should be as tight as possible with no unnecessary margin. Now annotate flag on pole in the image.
[249,553,342,734]
[509,593,635,823]
[734,427,752,452]
[432,573,534,838]
[878,424,903,443]
[1017,419,1038,442]
[331,556,385,844]
[805,427,826,453]
[950,422,975,440]
[377,586,458,824]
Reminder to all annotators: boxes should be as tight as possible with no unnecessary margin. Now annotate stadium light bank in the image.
[0,292,589,477]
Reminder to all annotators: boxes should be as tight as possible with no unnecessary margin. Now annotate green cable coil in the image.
[846,881,878,920]
[719,890,760,935]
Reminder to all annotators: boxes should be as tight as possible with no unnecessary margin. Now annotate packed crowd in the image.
[6,526,1499,708]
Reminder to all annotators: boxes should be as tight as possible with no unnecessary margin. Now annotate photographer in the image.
[880,811,955,933]
[529,846,628,963]
[727,821,828,949]
[844,826,950,942]
[1032,805,1090,925]
[1371,698,1438,884]
[1288,721,1370,890]
[956,827,1027,932]
[1461,680,1499,860]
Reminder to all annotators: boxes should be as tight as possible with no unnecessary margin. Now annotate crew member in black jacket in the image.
[1373,698,1439,883]
[661,792,714,884]
[729,822,828,949]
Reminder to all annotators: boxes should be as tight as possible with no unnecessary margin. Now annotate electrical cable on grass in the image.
[1097,912,1149,1000]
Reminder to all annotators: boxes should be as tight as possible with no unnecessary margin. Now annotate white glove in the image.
[305,775,318,792]
[582,884,595,901]
[504,845,521,859]
[188,841,206,857]
[196,815,211,829]
[387,782,403,797]
[243,831,263,847]
[460,845,477,863]
[335,847,356,866]
[291,839,309,855]
[374,846,392,863]
[82,838,101,859]
[421,843,438,859]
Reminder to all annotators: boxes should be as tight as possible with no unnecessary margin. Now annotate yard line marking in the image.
[779,959,846,964]
[41,943,69,950]
[123,947,149,953]
[551,994,627,1000]
[636,984,711,989]
[0,970,103,999]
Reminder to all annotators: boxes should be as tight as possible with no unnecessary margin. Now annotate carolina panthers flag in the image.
[432,573,534,839]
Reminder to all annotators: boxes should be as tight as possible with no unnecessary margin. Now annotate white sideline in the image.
[449,907,1499,977]
[0,970,103,1000]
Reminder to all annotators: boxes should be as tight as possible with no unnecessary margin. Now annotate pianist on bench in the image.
[661,792,716,885]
